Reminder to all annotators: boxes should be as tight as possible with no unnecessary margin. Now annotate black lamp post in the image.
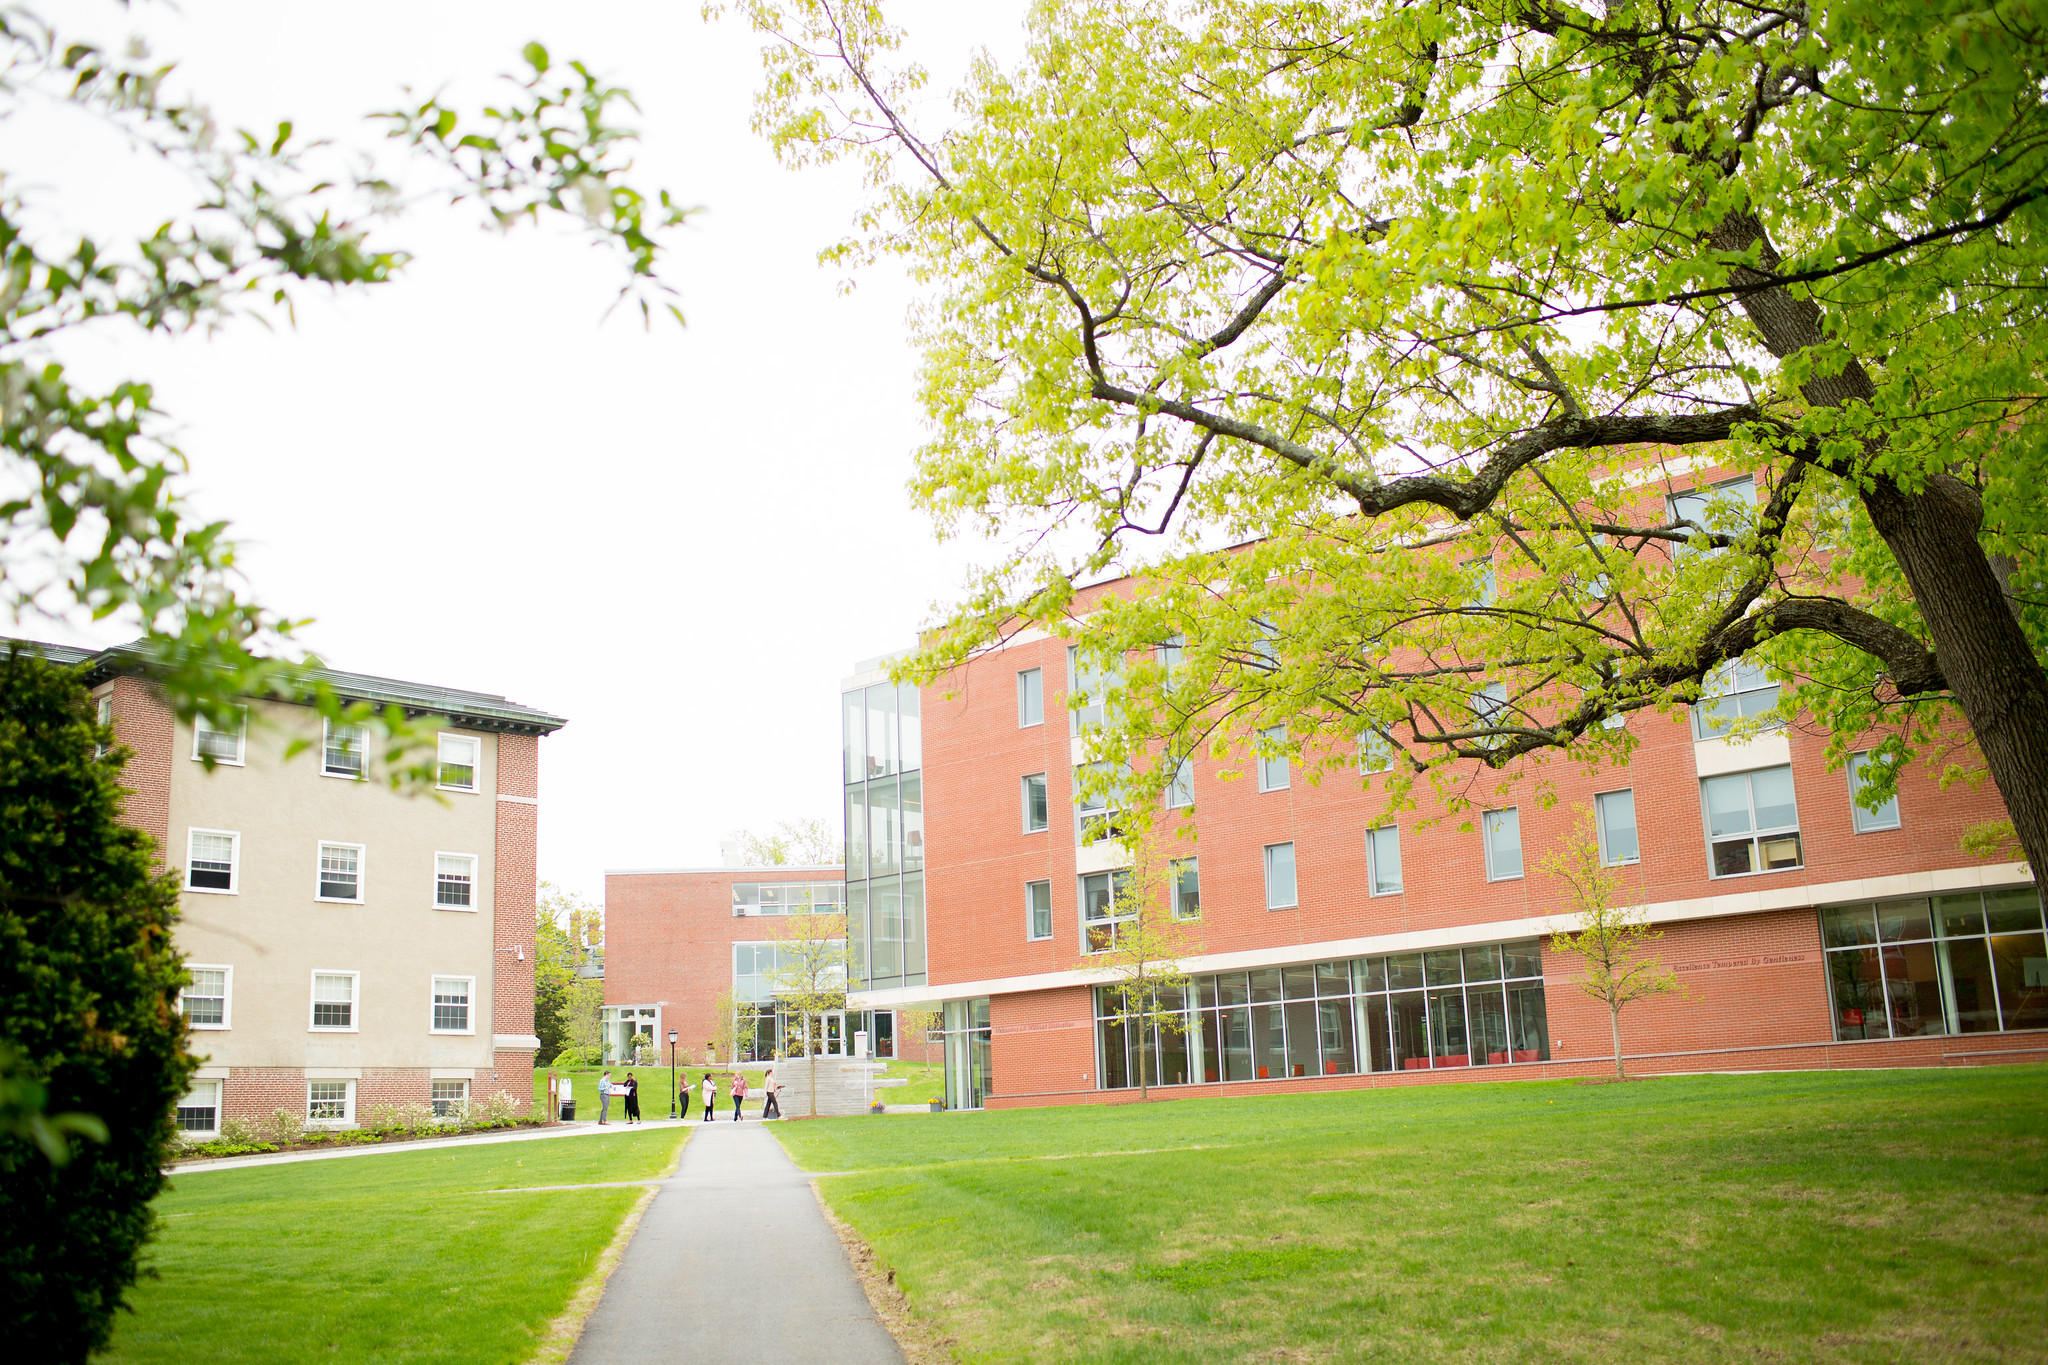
[668,1029,679,1118]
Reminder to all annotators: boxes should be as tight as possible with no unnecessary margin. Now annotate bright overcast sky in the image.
[7,1,1033,902]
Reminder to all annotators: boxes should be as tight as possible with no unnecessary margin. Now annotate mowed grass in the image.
[775,1067,2048,1364]
[106,1128,685,1365]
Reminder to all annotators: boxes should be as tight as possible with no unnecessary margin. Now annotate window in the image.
[322,719,366,778]
[1465,555,1496,607]
[430,1079,469,1119]
[310,972,357,1031]
[1848,752,1901,833]
[1022,773,1049,833]
[307,1079,354,1124]
[1595,790,1639,865]
[192,707,246,764]
[1692,659,1779,739]
[1067,647,1120,736]
[437,733,480,792]
[317,842,363,902]
[731,881,848,916]
[1668,473,1757,555]
[95,694,112,757]
[1257,727,1289,792]
[1075,762,1124,842]
[1368,825,1402,896]
[1821,889,2048,1039]
[1165,757,1195,809]
[435,853,478,909]
[1359,730,1395,775]
[1472,682,1509,736]
[1171,858,1201,920]
[181,967,230,1029]
[1263,842,1298,909]
[1026,880,1053,941]
[1080,869,1133,951]
[186,829,238,894]
[1702,765,1801,877]
[1483,808,1523,881]
[1158,635,1184,675]
[1017,668,1043,727]
[431,976,474,1033]
[176,1080,221,1135]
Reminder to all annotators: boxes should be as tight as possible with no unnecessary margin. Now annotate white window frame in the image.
[1263,841,1298,909]
[1358,730,1395,776]
[1021,773,1049,834]
[306,1078,355,1127]
[309,970,360,1033]
[1595,788,1640,866]
[192,706,247,765]
[1701,765,1803,879]
[1483,807,1523,882]
[434,852,480,910]
[176,1079,222,1137]
[1016,668,1043,728]
[1367,824,1402,897]
[1847,752,1902,834]
[1079,868,1133,953]
[1025,879,1053,942]
[430,974,477,1035]
[1691,659,1780,740]
[179,964,233,1030]
[1668,473,1757,556]
[437,732,481,793]
[315,841,366,904]
[1165,756,1195,809]
[1257,726,1289,792]
[1074,762,1124,843]
[1170,857,1201,920]
[184,828,240,896]
[321,717,368,780]
[430,1078,470,1119]
[94,693,112,758]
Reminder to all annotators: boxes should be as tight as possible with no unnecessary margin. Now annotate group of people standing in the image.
[593,1067,783,1124]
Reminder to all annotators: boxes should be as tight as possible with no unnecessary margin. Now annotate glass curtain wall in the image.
[1094,942,1549,1090]
[1822,888,2048,1039]
[844,679,926,991]
[942,998,992,1109]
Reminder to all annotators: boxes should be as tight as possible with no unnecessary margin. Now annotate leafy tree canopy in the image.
[729,0,2048,865]
[1,6,683,756]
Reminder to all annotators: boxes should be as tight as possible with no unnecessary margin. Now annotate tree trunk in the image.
[1609,1000,1625,1080]
[1711,212,2048,877]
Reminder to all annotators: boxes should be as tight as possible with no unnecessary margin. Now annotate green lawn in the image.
[775,1067,2048,1364]
[534,1064,767,1119]
[106,1128,685,1364]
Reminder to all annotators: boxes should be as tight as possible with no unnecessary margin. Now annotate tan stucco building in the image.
[36,642,565,1133]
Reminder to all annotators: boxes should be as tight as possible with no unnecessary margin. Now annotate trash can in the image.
[559,1100,576,1122]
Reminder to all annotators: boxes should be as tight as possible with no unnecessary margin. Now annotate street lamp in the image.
[668,1029,679,1118]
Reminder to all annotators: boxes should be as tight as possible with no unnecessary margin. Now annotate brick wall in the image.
[107,675,174,868]
[493,733,540,1112]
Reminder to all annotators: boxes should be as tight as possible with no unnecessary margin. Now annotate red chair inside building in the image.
[1512,1050,1540,1062]
[1292,1063,1306,1077]
[1257,1066,1270,1079]
[1403,1057,1428,1069]
[1205,1069,1220,1083]
[1436,1054,1470,1067]
[1324,1061,1341,1075]
[1487,1051,1509,1065]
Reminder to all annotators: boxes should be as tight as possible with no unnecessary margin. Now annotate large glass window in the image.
[898,683,921,771]
[1263,842,1298,909]
[1075,762,1124,843]
[1081,869,1132,951]
[1822,889,2047,1039]
[731,881,848,916]
[1171,858,1200,920]
[845,665,925,994]
[1367,825,1401,896]
[901,772,924,872]
[842,690,865,783]
[1067,647,1120,736]
[1847,752,1901,833]
[868,776,901,876]
[942,998,992,1110]
[1017,668,1043,727]
[1692,659,1779,739]
[1595,789,1639,865]
[1166,757,1195,809]
[1483,808,1522,881]
[844,786,867,879]
[1022,773,1049,833]
[1668,473,1757,560]
[1095,941,1549,1089]
[1026,880,1053,941]
[1258,727,1289,791]
[1703,765,1801,876]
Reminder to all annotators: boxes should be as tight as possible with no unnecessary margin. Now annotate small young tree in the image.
[1541,809,1684,1079]
[1086,862,1202,1101]
[0,648,192,1357]
[769,910,847,1117]
[708,988,750,1069]
[896,1004,941,1079]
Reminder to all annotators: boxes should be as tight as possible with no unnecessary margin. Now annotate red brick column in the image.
[109,675,175,869]
[492,733,541,1111]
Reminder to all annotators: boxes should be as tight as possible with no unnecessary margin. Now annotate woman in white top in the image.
[597,1070,613,1125]
[699,1072,718,1123]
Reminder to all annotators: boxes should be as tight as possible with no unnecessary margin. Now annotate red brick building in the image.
[603,864,886,1065]
[843,584,2046,1109]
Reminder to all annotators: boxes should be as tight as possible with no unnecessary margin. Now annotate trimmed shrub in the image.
[0,647,192,1360]
[260,1107,304,1147]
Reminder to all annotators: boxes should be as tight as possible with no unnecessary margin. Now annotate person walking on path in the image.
[762,1066,782,1120]
[597,1069,613,1125]
[679,1071,691,1121]
[730,1070,748,1120]
[623,1073,641,1124]
[700,1072,718,1123]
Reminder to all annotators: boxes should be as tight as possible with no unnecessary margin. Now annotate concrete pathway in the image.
[569,1121,904,1365]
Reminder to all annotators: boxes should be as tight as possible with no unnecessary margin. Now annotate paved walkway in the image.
[569,1121,904,1365]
